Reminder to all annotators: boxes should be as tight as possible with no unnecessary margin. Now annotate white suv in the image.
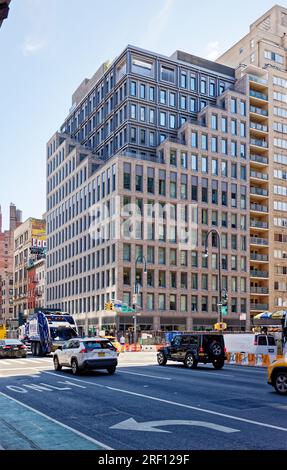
[53,337,118,375]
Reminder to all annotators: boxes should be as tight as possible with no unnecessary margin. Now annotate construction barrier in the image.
[124,343,130,352]
[136,343,141,352]
[248,353,256,366]
[225,352,272,367]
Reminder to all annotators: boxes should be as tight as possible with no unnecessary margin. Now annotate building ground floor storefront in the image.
[75,312,249,339]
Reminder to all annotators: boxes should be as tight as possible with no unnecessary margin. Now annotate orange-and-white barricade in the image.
[225,351,272,367]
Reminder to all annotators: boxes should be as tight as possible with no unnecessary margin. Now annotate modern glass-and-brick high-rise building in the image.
[46,45,250,333]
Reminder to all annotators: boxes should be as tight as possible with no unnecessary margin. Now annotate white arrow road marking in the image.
[110,418,239,434]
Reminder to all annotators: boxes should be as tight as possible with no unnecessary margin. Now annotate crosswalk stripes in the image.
[0,357,53,366]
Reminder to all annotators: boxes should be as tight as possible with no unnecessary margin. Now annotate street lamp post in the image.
[133,255,147,343]
[204,229,222,325]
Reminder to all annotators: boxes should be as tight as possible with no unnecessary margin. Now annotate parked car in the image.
[0,339,27,358]
[268,354,287,395]
[53,337,118,375]
[157,333,226,369]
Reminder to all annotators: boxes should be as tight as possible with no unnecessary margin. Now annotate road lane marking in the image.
[117,370,171,380]
[40,371,287,434]
[0,391,113,449]
[110,417,239,433]
[0,366,51,371]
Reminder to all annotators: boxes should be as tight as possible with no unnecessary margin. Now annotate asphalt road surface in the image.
[0,352,287,450]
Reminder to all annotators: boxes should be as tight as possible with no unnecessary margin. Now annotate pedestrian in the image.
[120,334,125,352]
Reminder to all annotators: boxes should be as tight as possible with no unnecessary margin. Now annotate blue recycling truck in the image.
[22,308,78,356]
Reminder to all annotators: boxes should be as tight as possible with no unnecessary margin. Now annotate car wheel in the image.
[71,359,80,375]
[157,351,167,366]
[184,353,197,369]
[209,342,223,357]
[107,366,116,375]
[35,343,42,357]
[53,356,62,371]
[213,359,224,369]
[274,372,287,395]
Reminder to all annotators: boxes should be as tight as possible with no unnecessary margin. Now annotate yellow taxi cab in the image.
[268,354,287,395]
[102,336,121,353]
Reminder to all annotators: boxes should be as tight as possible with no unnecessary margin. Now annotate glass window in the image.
[221,117,227,132]
[211,114,218,130]
[190,97,196,112]
[149,86,155,101]
[161,65,175,83]
[201,134,208,150]
[180,295,187,311]
[200,77,207,94]
[231,98,237,113]
[191,131,198,148]
[170,92,175,107]
[140,84,146,99]
[191,154,198,171]
[160,112,166,126]
[160,89,167,104]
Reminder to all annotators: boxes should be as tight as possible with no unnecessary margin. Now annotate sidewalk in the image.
[0,393,110,450]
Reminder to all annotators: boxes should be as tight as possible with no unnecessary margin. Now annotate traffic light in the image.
[105,301,114,311]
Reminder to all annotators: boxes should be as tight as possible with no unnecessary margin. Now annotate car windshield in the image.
[50,327,77,341]
[83,341,114,350]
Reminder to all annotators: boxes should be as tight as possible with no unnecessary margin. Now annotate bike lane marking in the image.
[0,391,112,450]
[37,370,287,434]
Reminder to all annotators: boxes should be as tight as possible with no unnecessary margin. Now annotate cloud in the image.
[205,41,220,61]
[145,0,176,48]
[22,37,46,56]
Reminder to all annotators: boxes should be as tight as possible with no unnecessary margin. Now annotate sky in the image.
[0,0,286,228]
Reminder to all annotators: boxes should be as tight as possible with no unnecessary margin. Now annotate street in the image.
[0,352,287,450]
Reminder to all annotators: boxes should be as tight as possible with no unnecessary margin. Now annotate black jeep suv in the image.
[157,333,226,369]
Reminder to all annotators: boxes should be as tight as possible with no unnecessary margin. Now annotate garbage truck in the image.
[19,308,78,356]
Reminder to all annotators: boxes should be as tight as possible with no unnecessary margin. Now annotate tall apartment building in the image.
[14,218,46,323]
[46,46,250,332]
[217,4,287,318]
[0,203,22,329]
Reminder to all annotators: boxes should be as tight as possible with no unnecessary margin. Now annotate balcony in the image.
[250,90,268,101]
[250,170,268,181]
[250,237,268,245]
[250,203,268,213]
[250,138,268,148]
[250,270,269,278]
[250,187,268,197]
[250,105,268,117]
[250,220,268,229]
[250,303,269,310]
[249,75,268,85]
[250,253,268,261]
[250,287,269,294]
[250,154,268,165]
[250,122,268,132]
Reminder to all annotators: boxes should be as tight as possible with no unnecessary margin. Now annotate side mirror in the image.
[58,345,63,350]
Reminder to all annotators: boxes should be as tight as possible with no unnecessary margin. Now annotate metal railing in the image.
[250,203,268,212]
[250,237,268,245]
[250,170,268,180]
[250,287,269,294]
[250,122,268,132]
[249,75,268,85]
[250,106,268,116]
[250,270,269,278]
[250,303,269,310]
[250,90,268,100]
[250,138,268,148]
[250,187,268,196]
[250,220,268,229]
[250,253,268,261]
[250,154,268,164]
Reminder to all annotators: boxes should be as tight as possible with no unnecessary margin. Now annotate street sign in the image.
[214,322,227,331]
[221,306,228,316]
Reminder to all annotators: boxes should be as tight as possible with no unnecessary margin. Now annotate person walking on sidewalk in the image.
[120,335,126,352]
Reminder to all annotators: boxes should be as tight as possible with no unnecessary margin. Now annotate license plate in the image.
[98,352,105,357]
